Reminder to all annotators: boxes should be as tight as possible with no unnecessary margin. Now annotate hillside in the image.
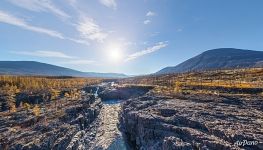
[156,48,263,74]
[0,61,127,78]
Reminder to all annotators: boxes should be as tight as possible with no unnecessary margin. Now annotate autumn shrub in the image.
[10,104,16,113]
[32,105,40,116]
[23,103,31,112]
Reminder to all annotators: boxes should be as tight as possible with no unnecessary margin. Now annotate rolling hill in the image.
[156,48,263,74]
[0,61,127,78]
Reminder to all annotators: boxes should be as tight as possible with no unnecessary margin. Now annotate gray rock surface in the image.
[88,104,129,150]
[99,86,153,101]
[0,93,102,150]
[121,94,263,150]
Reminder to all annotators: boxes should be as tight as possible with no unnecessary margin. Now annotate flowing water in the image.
[102,99,123,105]
[94,87,99,98]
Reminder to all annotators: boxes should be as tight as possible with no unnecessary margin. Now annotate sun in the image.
[107,43,123,63]
[109,49,121,61]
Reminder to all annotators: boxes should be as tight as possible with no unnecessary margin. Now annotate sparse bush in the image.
[32,105,40,116]
[50,89,61,111]
[67,88,81,100]
[23,103,31,112]
[10,104,17,113]
[0,84,20,112]
[174,81,182,94]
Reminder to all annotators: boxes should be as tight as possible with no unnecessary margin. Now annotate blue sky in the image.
[0,0,263,75]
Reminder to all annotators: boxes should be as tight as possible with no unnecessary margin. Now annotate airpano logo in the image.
[234,140,259,147]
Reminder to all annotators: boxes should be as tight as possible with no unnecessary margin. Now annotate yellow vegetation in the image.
[23,103,31,112]
[32,105,41,116]
[183,80,256,89]
[174,81,182,93]
[120,68,263,96]
[0,84,20,111]
[0,75,102,112]
[10,104,17,113]
[0,75,102,93]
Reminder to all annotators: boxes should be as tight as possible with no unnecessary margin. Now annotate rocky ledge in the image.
[0,94,102,150]
[99,85,153,101]
[121,94,263,150]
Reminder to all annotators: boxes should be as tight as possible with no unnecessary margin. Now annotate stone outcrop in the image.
[2,82,262,150]
[0,93,102,150]
[121,94,263,150]
[88,104,129,150]
[99,85,153,101]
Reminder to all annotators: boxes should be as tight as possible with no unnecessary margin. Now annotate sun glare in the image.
[109,50,121,61]
[107,43,123,63]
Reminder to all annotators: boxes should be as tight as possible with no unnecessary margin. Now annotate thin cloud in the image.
[0,10,89,45]
[7,0,70,19]
[99,0,117,9]
[146,11,156,17]
[0,10,64,39]
[67,38,90,46]
[144,11,155,25]
[11,50,74,59]
[76,17,108,42]
[11,50,96,65]
[144,20,151,25]
[126,41,168,61]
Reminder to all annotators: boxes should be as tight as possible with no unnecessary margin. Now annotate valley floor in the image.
[0,80,262,150]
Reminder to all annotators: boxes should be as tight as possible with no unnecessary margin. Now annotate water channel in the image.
[91,84,131,150]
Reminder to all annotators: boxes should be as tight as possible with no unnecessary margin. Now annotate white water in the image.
[94,87,99,98]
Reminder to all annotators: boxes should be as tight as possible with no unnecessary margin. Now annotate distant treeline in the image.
[0,75,102,92]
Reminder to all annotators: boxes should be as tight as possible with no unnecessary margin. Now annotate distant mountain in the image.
[0,61,127,78]
[156,48,263,74]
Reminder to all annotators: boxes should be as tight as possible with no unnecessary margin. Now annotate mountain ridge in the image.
[156,48,263,74]
[0,61,127,78]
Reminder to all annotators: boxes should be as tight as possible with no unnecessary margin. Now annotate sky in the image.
[0,0,263,75]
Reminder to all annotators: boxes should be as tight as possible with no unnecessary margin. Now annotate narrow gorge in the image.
[1,81,262,150]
